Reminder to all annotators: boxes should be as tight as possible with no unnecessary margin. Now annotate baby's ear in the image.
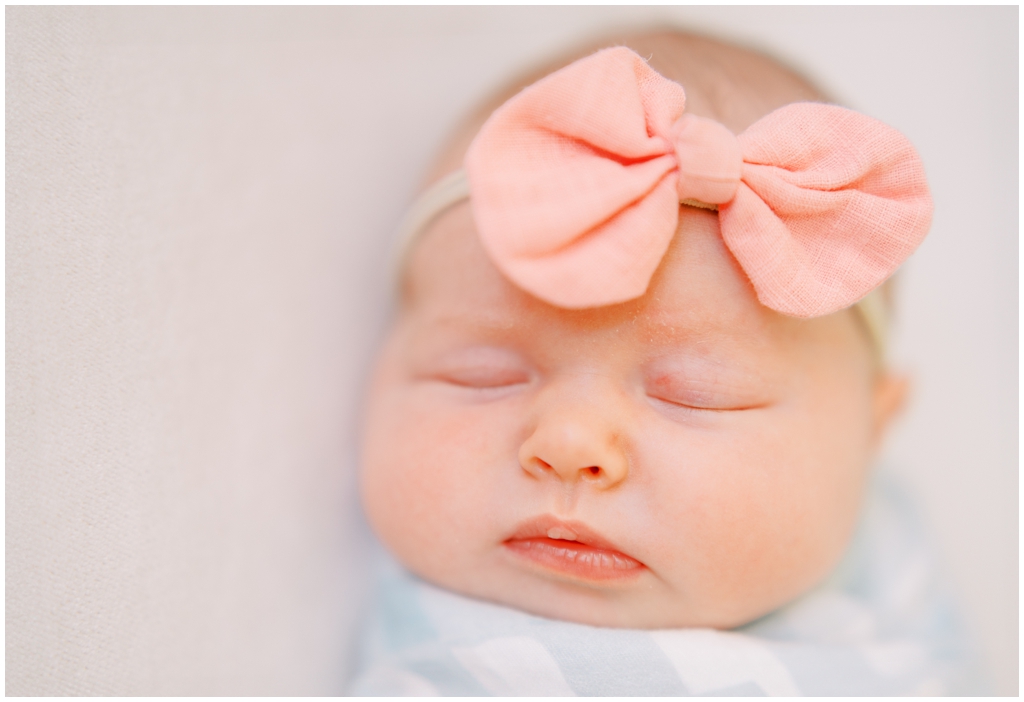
[871,372,911,448]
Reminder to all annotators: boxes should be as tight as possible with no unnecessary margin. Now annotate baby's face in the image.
[361,203,887,629]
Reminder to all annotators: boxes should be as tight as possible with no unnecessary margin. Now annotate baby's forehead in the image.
[401,202,778,343]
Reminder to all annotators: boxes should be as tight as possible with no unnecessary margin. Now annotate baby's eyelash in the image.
[434,367,531,389]
[646,394,732,414]
[643,375,769,414]
[646,379,732,410]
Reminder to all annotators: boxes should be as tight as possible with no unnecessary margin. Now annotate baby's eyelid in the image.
[643,375,758,412]
[426,349,534,388]
[419,344,532,377]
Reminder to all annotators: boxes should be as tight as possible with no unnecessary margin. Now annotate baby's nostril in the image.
[587,466,600,476]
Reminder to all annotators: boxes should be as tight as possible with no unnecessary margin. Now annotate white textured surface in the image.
[6,7,1016,695]
[452,637,577,696]
[651,629,800,696]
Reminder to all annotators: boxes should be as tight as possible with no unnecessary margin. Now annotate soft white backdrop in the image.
[6,6,1016,695]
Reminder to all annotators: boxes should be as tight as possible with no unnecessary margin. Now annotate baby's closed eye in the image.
[643,358,772,413]
[417,346,533,391]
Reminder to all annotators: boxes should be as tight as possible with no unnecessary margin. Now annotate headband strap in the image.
[393,169,470,280]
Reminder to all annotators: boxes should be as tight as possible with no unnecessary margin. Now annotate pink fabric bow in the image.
[463,47,932,317]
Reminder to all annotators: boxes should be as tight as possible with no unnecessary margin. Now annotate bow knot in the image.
[670,114,743,206]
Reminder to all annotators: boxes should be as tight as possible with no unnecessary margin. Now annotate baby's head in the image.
[360,31,924,629]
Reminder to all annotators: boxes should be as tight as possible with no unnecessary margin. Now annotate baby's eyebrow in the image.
[646,350,767,382]
[635,311,762,350]
[636,317,790,382]
[407,310,524,339]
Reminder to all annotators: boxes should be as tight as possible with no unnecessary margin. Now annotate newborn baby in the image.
[352,31,979,695]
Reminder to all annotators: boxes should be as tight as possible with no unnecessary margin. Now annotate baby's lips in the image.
[504,514,644,567]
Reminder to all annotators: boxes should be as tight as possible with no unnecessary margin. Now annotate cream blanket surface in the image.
[349,474,983,696]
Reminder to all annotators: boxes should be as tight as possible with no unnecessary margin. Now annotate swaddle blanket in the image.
[350,474,982,696]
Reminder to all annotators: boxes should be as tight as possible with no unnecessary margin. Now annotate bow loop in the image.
[722,103,933,317]
[465,47,687,309]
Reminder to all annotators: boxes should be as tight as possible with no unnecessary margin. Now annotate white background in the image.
[6,6,1016,695]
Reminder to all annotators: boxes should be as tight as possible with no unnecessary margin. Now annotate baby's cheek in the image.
[642,408,869,624]
[361,375,514,576]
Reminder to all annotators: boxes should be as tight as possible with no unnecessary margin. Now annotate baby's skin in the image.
[360,31,908,631]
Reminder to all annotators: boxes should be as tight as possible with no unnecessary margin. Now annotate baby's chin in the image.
[408,566,815,632]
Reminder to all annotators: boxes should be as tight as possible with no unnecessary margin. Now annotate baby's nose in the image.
[518,404,629,489]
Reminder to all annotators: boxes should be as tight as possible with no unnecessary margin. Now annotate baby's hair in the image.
[422,29,833,189]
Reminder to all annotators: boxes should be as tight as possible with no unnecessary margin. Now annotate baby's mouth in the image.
[503,516,644,581]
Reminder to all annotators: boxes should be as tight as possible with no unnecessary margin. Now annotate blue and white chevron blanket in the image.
[349,473,985,696]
